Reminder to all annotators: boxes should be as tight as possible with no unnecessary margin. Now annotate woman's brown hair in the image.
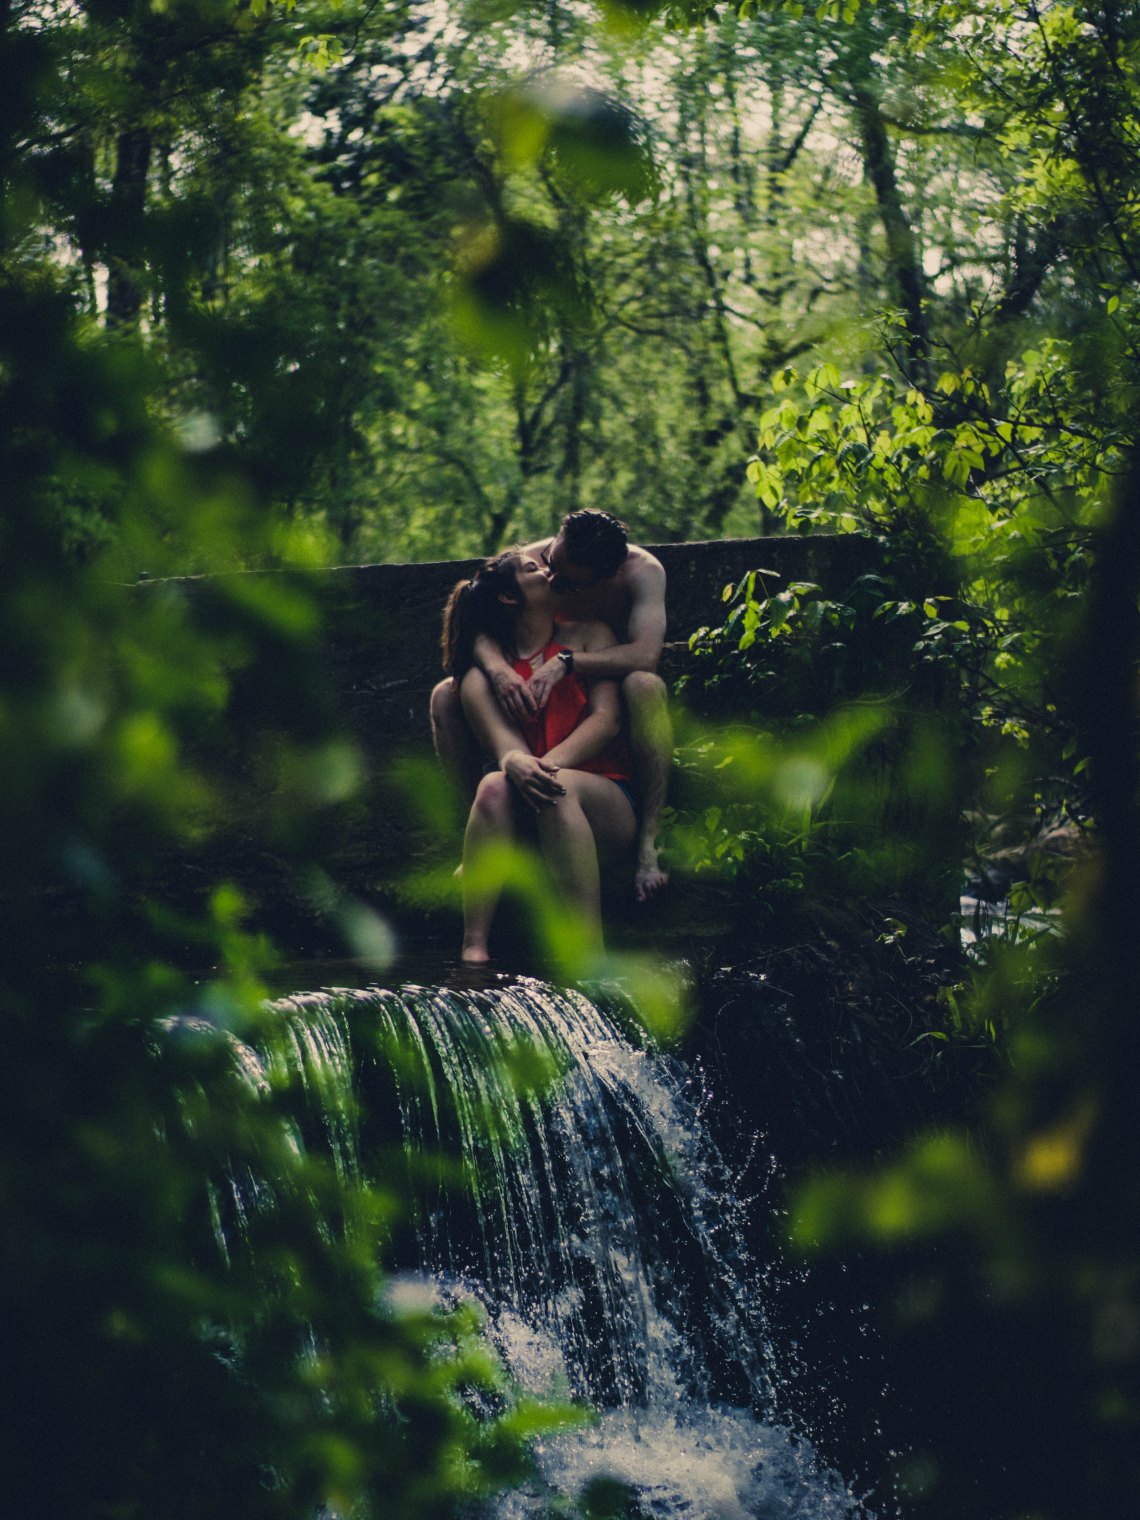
[440,551,522,682]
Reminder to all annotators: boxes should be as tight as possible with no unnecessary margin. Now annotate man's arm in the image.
[473,631,539,721]
[528,557,667,705]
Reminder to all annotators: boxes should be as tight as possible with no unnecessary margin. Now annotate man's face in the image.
[541,535,600,594]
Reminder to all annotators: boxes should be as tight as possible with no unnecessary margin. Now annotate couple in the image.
[431,511,671,963]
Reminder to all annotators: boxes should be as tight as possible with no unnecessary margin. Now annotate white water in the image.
[258,976,871,1520]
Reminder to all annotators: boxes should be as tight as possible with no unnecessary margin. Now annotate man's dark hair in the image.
[559,510,629,577]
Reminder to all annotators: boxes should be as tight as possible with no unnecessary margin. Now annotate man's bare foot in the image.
[634,848,669,903]
[461,940,491,963]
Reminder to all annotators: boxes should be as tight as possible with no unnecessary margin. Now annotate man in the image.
[430,510,671,901]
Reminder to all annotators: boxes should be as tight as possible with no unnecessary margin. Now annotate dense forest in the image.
[2,0,1139,1517]
[15,0,1129,567]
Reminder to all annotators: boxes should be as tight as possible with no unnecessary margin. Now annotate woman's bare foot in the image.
[461,938,491,963]
[634,846,668,903]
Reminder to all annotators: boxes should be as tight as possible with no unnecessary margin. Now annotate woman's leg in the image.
[534,772,637,953]
[430,678,485,813]
[461,771,517,962]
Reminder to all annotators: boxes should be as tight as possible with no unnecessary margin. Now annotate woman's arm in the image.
[542,676,622,770]
[460,666,530,765]
[459,667,565,811]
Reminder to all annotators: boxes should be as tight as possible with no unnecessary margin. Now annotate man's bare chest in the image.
[557,580,630,641]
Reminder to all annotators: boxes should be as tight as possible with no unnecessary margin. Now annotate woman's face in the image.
[514,554,560,608]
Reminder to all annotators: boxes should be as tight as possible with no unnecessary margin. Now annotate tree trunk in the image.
[849,81,928,382]
[561,344,586,512]
[105,127,152,328]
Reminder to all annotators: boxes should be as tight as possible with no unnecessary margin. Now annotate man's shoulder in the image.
[622,544,666,593]
[625,542,664,570]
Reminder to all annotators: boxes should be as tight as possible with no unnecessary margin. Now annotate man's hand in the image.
[527,655,567,711]
[489,665,538,723]
[502,750,566,811]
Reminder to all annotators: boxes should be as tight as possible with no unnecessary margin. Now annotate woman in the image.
[441,550,637,963]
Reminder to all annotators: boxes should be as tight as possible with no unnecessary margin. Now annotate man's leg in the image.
[430,677,485,817]
[622,670,672,902]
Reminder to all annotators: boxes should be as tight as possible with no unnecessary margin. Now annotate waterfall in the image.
[235,976,870,1519]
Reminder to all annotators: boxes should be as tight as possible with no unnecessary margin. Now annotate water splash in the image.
[240,976,870,1519]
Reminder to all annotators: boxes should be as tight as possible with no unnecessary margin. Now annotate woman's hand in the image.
[502,749,566,811]
[527,655,567,711]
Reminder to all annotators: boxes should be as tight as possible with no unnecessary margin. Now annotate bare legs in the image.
[434,667,672,910]
[534,772,637,953]
[461,771,515,962]
[622,671,672,902]
[430,678,486,816]
[431,671,541,806]
[460,769,636,963]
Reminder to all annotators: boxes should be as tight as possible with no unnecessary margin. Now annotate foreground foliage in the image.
[1,3,571,1514]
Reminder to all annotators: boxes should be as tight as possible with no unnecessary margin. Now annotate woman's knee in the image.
[536,782,588,836]
[430,678,458,725]
[473,769,512,817]
[459,666,491,699]
[551,771,593,808]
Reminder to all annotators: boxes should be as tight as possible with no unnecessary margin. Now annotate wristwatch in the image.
[557,649,574,673]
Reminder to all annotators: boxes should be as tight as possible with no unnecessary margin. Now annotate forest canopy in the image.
[11,0,1132,567]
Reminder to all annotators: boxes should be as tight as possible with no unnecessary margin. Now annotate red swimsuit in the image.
[511,640,632,784]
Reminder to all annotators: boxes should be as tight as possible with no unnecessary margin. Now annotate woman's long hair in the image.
[441,551,522,682]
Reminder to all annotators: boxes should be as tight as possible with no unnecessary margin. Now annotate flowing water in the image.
[231,975,872,1519]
